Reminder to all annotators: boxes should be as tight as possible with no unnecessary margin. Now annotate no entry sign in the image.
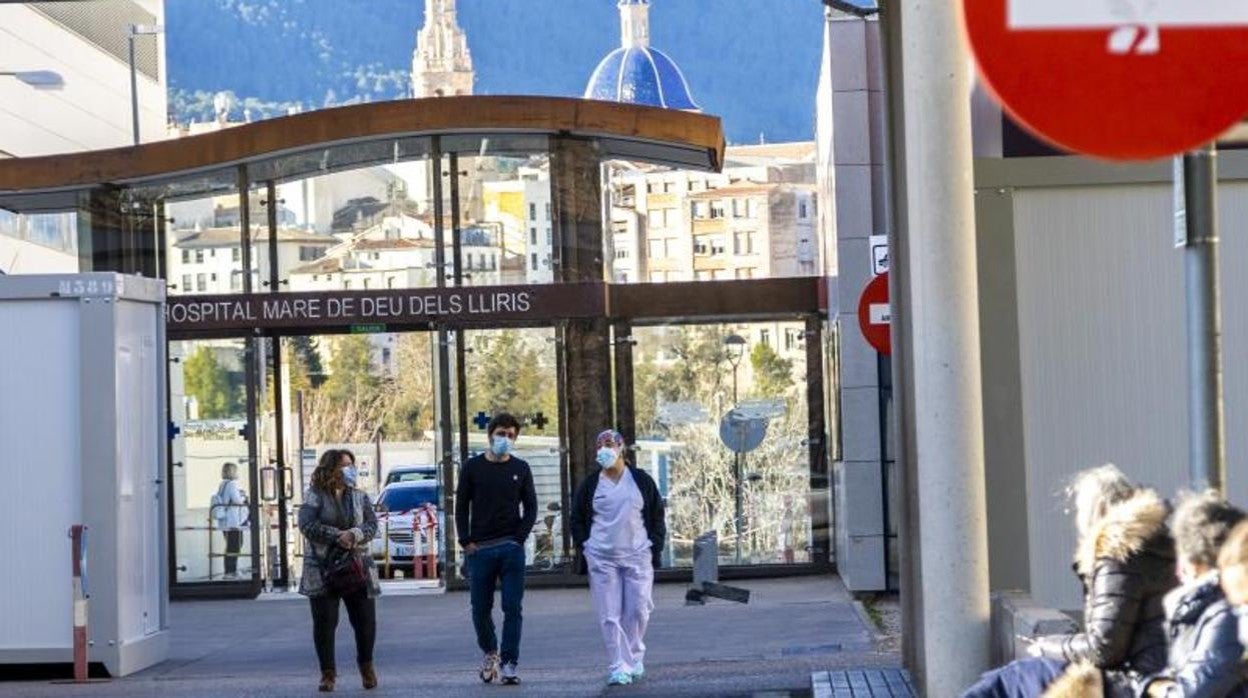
[857,272,891,355]
[964,0,1248,160]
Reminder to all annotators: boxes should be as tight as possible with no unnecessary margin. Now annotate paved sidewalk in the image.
[0,575,900,697]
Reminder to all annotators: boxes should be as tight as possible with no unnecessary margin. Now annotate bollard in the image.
[70,524,88,683]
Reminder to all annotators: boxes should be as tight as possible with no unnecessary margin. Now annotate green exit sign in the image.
[350,324,386,334]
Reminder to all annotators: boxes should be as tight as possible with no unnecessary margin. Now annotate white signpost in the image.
[869,234,889,275]
[1009,0,1248,29]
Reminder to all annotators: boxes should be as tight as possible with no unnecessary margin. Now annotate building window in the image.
[344,279,352,289]
[695,270,709,281]
[545,203,551,221]
[691,202,706,219]
[614,248,630,259]
[648,239,664,258]
[194,249,205,264]
[784,328,803,351]
[530,227,537,245]
[734,231,756,255]
[663,181,675,193]
[693,240,708,256]
[531,253,538,271]
[710,237,726,255]
[230,275,242,291]
[181,249,190,264]
[546,228,552,245]
[210,248,217,258]
[232,248,240,262]
[299,246,321,261]
[732,199,744,218]
[363,278,371,289]
[210,273,217,282]
[710,201,724,219]
[760,329,771,346]
[196,274,207,292]
[387,276,396,289]
[646,183,655,194]
[181,274,191,291]
[529,203,537,221]
[799,200,809,219]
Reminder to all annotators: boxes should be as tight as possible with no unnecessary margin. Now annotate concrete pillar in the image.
[881,0,992,693]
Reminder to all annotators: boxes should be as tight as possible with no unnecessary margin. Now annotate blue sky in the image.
[166,1,826,144]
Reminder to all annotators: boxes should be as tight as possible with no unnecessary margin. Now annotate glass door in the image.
[168,337,260,590]
[454,326,567,574]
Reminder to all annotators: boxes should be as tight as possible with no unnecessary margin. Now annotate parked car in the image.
[370,480,443,578]
[384,464,438,486]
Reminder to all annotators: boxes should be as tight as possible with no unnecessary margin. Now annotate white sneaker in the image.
[630,662,645,680]
[479,652,499,683]
[501,662,520,685]
[608,670,633,686]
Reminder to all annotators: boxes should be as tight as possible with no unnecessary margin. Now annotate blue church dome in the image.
[583,0,699,111]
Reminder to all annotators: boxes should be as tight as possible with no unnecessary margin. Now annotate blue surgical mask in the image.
[491,435,513,457]
[596,447,618,468]
[342,466,358,487]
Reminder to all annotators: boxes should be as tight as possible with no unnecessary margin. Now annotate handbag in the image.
[319,545,368,596]
[317,491,368,596]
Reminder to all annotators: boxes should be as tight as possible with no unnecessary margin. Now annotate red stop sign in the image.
[857,272,891,355]
[963,1,1248,160]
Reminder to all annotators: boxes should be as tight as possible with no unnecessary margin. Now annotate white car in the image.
[370,480,443,578]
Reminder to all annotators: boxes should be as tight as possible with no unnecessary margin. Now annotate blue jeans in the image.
[467,541,526,664]
[961,657,1068,698]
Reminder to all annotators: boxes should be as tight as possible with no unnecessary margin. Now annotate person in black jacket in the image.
[964,464,1177,698]
[569,429,666,687]
[455,413,537,686]
[1139,490,1246,698]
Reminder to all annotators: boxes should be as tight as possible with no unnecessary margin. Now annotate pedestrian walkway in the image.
[812,669,916,697]
[0,575,899,697]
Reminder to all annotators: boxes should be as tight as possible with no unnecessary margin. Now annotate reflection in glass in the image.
[0,209,78,274]
[632,321,812,567]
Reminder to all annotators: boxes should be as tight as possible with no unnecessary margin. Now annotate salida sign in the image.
[166,283,606,335]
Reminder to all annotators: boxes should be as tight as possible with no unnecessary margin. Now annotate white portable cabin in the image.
[0,273,169,675]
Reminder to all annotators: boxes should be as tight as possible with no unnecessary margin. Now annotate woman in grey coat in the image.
[299,449,381,692]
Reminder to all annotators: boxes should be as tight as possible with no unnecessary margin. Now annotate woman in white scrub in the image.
[570,429,667,687]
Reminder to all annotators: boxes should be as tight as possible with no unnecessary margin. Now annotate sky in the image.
[166,0,826,144]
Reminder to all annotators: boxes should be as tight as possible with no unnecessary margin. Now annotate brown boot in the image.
[318,669,336,692]
[360,662,378,690]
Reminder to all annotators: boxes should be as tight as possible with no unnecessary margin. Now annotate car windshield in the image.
[378,486,438,512]
[390,469,436,483]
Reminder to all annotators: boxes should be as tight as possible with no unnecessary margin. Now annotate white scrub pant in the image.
[585,550,654,674]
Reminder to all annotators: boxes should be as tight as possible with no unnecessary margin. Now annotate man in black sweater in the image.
[456,413,537,686]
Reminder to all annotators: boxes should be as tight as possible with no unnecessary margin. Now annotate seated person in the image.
[964,465,1176,698]
[1140,491,1246,698]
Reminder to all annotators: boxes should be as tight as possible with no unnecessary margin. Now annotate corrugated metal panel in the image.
[1011,183,1248,610]
[30,0,159,80]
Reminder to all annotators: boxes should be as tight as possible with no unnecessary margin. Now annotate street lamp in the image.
[128,24,164,145]
[722,333,747,563]
[0,70,65,89]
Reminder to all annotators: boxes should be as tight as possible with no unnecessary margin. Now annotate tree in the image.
[749,342,794,398]
[464,330,559,435]
[183,345,240,419]
[289,335,324,387]
[322,335,381,403]
[383,333,435,440]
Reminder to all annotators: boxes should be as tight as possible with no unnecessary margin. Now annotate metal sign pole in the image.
[1180,144,1227,491]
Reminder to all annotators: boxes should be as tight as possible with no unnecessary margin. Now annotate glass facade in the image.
[0,111,831,595]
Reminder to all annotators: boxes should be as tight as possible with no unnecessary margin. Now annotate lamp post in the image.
[0,70,65,89]
[127,24,164,145]
[722,333,747,564]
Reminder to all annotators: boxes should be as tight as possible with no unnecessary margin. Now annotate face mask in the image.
[491,435,514,457]
[597,447,619,468]
[342,466,358,487]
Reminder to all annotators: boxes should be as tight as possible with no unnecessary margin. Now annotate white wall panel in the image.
[1011,183,1248,609]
